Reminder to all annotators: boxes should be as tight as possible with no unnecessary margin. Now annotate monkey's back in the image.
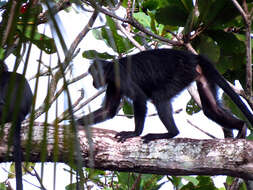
[118,49,199,100]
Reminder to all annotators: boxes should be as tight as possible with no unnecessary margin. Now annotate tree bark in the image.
[1,125,253,179]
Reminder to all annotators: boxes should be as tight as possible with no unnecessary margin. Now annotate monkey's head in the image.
[89,59,109,89]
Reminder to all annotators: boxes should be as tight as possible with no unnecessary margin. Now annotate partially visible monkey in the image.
[77,49,252,142]
[0,63,33,190]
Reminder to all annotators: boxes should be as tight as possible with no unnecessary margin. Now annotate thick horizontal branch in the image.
[1,125,253,179]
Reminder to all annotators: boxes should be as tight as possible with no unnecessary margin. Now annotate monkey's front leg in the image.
[115,98,147,142]
[77,108,111,125]
[77,89,121,126]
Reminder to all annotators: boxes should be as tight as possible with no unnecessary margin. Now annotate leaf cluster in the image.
[0,0,56,61]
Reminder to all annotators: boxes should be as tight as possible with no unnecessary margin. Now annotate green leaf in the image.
[121,0,128,8]
[204,30,246,79]
[239,181,247,190]
[23,162,35,175]
[198,0,240,28]
[216,55,234,74]
[18,3,42,23]
[33,33,57,54]
[140,174,164,189]
[0,48,5,60]
[226,176,247,190]
[117,172,135,188]
[198,0,221,24]
[246,132,253,140]
[0,183,7,190]
[106,15,117,32]
[82,50,114,60]
[122,100,134,118]
[101,28,126,53]
[155,7,187,26]
[195,34,220,63]
[9,162,36,179]
[183,9,199,35]
[92,29,104,40]
[181,176,218,190]
[86,168,106,185]
[142,0,159,11]
[17,25,56,54]
[169,176,184,188]
[8,163,16,179]
[206,30,245,55]
[155,0,192,26]
[182,176,199,186]
[226,176,234,185]
[133,12,151,29]
[186,98,201,115]
[181,0,194,12]
[100,16,133,53]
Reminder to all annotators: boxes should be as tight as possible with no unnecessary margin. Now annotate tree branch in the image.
[86,0,183,46]
[2,126,253,180]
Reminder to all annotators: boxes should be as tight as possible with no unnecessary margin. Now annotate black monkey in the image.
[77,49,253,142]
[0,63,33,190]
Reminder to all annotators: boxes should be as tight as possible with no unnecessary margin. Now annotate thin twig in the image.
[116,21,145,51]
[25,166,47,190]
[74,88,106,115]
[57,89,85,122]
[86,0,183,46]
[187,119,216,139]
[230,0,248,22]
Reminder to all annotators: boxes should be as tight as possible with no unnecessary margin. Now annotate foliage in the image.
[0,0,56,58]
[68,169,230,190]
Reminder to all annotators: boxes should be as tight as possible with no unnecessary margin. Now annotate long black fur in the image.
[77,49,252,142]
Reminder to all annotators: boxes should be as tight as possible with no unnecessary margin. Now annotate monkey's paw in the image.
[115,131,139,143]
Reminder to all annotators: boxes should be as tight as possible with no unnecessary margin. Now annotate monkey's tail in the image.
[14,121,23,190]
[197,55,253,125]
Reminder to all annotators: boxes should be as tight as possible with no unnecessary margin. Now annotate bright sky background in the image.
[0,7,229,189]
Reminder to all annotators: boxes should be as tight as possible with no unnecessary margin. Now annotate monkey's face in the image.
[89,60,106,89]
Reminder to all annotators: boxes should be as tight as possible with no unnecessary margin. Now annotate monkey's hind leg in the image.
[142,101,179,143]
